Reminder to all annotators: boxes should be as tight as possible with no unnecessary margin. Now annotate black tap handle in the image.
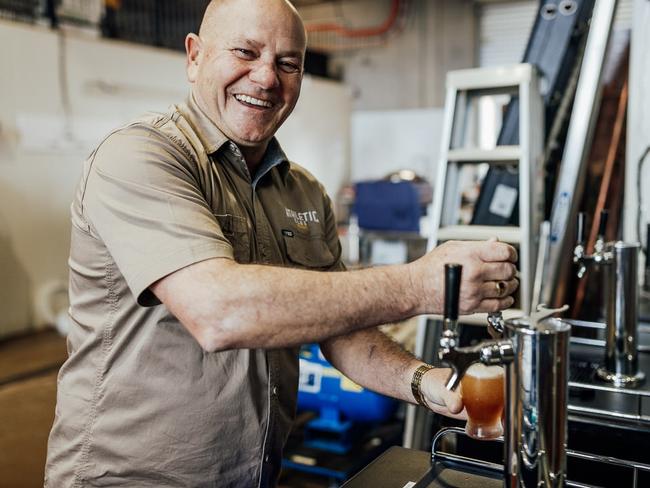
[444,263,462,321]
[597,210,609,240]
[577,212,586,246]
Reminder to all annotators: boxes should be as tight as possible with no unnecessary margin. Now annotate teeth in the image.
[235,94,273,108]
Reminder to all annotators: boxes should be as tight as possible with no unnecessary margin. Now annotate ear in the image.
[185,33,202,83]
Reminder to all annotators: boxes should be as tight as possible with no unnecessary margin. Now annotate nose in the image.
[249,61,279,89]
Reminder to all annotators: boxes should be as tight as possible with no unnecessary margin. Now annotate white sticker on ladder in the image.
[489,184,518,219]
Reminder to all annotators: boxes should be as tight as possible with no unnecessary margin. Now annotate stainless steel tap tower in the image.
[439,264,571,487]
[573,211,645,387]
[502,316,570,488]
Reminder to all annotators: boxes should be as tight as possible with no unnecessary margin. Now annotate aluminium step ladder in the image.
[428,63,544,320]
[403,63,544,450]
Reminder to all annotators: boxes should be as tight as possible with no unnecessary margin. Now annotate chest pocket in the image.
[215,214,251,264]
[284,233,336,270]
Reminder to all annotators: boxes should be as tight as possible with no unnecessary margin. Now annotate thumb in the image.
[421,368,466,419]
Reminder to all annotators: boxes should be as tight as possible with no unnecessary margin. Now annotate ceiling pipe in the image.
[305,0,401,38]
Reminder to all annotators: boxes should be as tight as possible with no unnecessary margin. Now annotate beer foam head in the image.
[466,363,503,379]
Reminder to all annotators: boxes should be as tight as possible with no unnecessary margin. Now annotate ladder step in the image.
[436,225,521,244]
[447,146,521,162]
[447,64,535,90]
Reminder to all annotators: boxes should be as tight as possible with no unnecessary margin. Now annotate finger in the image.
[426,389,466,420]
[478,241,518,263]
[421,368,466,418]
[481,278,519,299]
[429,404,468,421]
[440,388,464,415]
[479,262,517,281]
[452,407,468,421]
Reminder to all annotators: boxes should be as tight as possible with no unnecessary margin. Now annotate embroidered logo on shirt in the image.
[285,208,320,229]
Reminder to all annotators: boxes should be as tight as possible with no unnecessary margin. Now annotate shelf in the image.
[358,230,425,241]
[436,225,521,244]
[446,146,521,162]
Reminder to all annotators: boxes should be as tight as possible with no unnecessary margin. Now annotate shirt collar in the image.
[181,90,290,184]
[253,137,290,187]
[180,90,229,155]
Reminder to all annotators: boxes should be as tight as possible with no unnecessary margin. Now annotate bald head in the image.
[184,0,307,166]
[199,0,306,48]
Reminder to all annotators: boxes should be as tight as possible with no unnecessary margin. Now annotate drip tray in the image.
[341,446,502,488]
[568,342,650,426]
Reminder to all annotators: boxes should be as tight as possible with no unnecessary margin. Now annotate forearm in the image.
[152,258,422,351]
[319,327,421,404]
[320,327,465,418]
[152,239,519,353]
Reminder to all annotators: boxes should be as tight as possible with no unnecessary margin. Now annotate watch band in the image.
[411,364,435,408]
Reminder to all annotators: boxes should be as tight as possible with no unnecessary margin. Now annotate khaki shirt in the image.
[45,94,344,487]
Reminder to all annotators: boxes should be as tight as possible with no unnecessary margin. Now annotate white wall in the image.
[297,0,474,189]
[299,0,477,110]
[0,20,350,337]
[350,108,444,183]
[277,76,352,200]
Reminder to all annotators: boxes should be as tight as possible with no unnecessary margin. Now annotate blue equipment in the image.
[353,181,421,233]
[296,344,398,455]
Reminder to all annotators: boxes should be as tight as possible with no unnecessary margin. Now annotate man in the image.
[45,0,518,486]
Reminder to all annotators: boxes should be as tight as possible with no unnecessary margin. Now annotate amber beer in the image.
[461,363,505,440]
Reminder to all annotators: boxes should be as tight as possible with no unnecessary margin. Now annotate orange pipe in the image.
[305,0,401,38]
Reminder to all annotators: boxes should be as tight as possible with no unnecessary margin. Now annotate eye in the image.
[278,61,301,74]
[234,48,255,59]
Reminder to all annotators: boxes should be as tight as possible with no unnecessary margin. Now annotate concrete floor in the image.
[0,329,331,488]
[0,329,67,488]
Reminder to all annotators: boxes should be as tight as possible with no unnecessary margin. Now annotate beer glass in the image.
[461,363,505,440]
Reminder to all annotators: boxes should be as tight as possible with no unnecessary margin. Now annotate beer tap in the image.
[573,210,612,278]
[573,209,645,387]
[438,264,514,390]
[573,211,587,277]
[593,209,609,259]
[435,264,572,486]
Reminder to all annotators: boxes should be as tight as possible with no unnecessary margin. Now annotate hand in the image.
[409,239,519,314]
[420,367,467,420]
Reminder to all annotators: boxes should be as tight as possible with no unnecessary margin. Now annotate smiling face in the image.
[185,0,306,162]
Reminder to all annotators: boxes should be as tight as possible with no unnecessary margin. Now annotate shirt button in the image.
[272,386,278,396]
[264,454,270,463]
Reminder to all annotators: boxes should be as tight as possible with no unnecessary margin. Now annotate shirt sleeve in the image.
[80,123,234,306]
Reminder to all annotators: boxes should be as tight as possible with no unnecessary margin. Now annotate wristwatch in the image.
[411,364,435,408]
